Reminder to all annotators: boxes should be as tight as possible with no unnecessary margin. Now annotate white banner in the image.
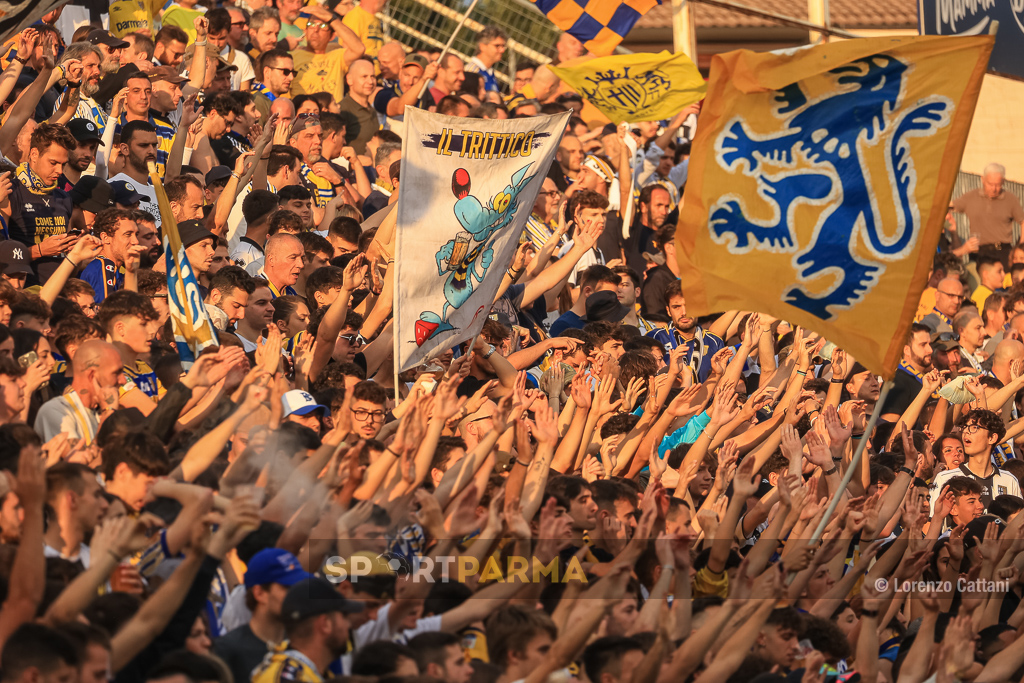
[394,108,570,372]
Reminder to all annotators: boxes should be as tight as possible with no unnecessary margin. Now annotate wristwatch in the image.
[482,344,496,359]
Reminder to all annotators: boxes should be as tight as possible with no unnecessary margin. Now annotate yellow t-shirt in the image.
[972,284,994,312]
[109,0,154,37]
[290,48,346,103]
[342,5,383,58]
[161,4,206,42]
[915,286,937,321]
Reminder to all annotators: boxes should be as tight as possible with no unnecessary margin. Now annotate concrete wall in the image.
[961,73,1024,183]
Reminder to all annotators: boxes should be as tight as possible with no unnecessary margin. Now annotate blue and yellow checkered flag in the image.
[530,0,660,56]
[550,51,705,123]
[148,162,219,364]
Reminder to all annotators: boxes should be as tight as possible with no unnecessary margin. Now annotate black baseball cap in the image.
[70,176,115,213]
[177,219,216,249]
[585,290,630,323]
[281,577,364,624]
[109,180,146,207]
[0,240,32,277]
[67,119,104,145]
[88,29,129,50]
[205,166,232,185]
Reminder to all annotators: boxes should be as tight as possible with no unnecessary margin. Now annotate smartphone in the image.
[17,350,37,368]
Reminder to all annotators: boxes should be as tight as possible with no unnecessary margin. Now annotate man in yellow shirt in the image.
[252,577,363,683]
[342,0,385,59]
[162,0,207,43]
[291,6,365,103]
[971,256,1005,311]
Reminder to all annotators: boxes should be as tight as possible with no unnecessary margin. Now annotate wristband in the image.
[515,458,530,467]
[385,447,400,457]
[796,370,807,376]
[851,433,865,439]
[12,55,26,65]
[898,466,914,476]
[860,608,879,618]
[832,456,842,462]
[64,252,78,268]
[194,40,207,46]
[822,465,838,475]
[830,378,845,384]
[661,564,675,573]
[66,80,81,88]
[231,171,241,180]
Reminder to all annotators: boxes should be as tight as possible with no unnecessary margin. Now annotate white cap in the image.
[281,390,329,418]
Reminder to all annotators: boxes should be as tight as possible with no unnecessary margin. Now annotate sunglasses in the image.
[269,66,298,77]
[339,333,365,345]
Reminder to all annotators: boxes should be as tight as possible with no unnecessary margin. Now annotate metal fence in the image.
[952,171,1024,244]
[381,0,560,87]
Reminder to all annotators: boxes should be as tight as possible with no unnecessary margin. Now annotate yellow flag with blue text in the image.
[549,51,705,124]
[677,36,992,380]
[148,164,219,363]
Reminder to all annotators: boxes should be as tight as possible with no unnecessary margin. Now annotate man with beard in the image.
[646,279,732,381]
[80,208,144,303]
[133,210,160,268]
[109,120,162,228]
[252,577,362,683]
[880,323,935,420]
[252,49,295,123]
[59,119,104,192]
[55,44,106,132]
[87,30,127,76]
[623,184,671,276]
[553,135,583,190]
[2,124,77,284]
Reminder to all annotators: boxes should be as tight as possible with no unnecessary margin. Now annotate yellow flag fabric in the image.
[677,36,992,380]
[149,164,219,363]
[549,51,705,124]
[528,0,660,57]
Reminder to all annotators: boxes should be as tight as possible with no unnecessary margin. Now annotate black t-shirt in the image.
[8,180,74,284]
[640,264,675,323]
[212,624,272,683]
[879,366,922,417]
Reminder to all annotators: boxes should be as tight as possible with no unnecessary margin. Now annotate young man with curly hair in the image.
[931,409,1022,512]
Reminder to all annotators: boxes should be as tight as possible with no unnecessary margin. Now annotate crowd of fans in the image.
[0,2,1024,683]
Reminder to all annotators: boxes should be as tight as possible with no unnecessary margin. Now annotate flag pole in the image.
[417,0,482,100]
[807,378,893,545]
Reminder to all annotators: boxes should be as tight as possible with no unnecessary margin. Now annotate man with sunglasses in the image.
[931,409,1021,512]
[919,275,964,336]
[251,49,295,123]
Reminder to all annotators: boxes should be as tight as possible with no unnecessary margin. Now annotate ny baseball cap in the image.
[108,180,146,207]
[70,176,115,213]
[0,240,32,277]
[281,390,330,418]
[281,577,364,624]
[67,119,104,145]
[244,548,312,588]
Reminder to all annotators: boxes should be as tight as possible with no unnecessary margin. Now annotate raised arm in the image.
[0,447,46,650]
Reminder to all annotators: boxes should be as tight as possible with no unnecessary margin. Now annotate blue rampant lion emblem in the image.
[709,54,952,320]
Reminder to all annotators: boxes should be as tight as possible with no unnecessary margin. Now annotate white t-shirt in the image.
[35,391,99,443]
[231,237,264,269]
[222,46,255,90]
[110,173,161,230]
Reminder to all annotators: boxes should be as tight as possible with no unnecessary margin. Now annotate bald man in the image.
[35,340,127,442]
[529,65,560,103]
[990,338,1024,387]
[377,42,406,83]
[261,233,304,298]
[920,276,964,336]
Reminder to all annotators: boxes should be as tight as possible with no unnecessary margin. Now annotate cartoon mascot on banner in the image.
[415,164,534,344]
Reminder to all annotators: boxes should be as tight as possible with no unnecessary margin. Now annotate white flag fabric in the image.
[394,108,570,372]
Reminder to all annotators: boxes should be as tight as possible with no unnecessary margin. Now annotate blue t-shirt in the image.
[549,310,586,337]
[80,257,123,303]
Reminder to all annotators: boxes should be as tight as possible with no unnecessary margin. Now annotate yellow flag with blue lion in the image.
[678,36,992,379]
[550,51,705,124]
